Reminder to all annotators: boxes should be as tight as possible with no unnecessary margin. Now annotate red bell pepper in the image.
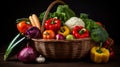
[103,37,114,48]
[72,26,89,38]
[103,37,115,60]
[44,18,61,32]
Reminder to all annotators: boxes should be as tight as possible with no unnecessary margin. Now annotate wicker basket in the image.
[32,0,94,60]
[33,38,94,60]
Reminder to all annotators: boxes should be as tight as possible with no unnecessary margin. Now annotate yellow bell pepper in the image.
[58,26,70,36]
[90,46,110,63]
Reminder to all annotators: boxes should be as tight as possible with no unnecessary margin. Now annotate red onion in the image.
[17,46,37,63]
[56,34,65,40]
[25,26,41,39]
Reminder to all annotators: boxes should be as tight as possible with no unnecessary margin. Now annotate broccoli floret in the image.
[90,26,109,42]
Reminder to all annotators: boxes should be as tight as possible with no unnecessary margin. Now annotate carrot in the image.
[31,14,41,30]
[29,16,36,26]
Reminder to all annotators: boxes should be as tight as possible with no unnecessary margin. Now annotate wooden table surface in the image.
[0,45,120,67]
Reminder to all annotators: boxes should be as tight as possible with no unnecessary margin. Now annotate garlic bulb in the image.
[36,55,45,63]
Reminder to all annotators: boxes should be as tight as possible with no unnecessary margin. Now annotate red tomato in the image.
[42,30,55,39]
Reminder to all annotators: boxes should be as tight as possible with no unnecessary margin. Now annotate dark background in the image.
[0,0,120,67]
[1,0,119,48]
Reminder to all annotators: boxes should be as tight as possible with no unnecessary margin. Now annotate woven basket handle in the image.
[41,0,65,33]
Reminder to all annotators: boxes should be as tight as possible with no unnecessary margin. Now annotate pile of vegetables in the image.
[3,3,115,64]
[4,14,42,63]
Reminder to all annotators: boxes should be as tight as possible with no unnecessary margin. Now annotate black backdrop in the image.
[1,0,119,47]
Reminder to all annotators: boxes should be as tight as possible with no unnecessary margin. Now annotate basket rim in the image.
[32,37,91,43]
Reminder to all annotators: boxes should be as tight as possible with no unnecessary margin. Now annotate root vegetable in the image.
[31,14,41,30]
[29,16,36,26]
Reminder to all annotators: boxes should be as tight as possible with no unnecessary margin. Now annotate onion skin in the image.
[17,46,37,63]
[25,26,41,39]
[56,34,65,40]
